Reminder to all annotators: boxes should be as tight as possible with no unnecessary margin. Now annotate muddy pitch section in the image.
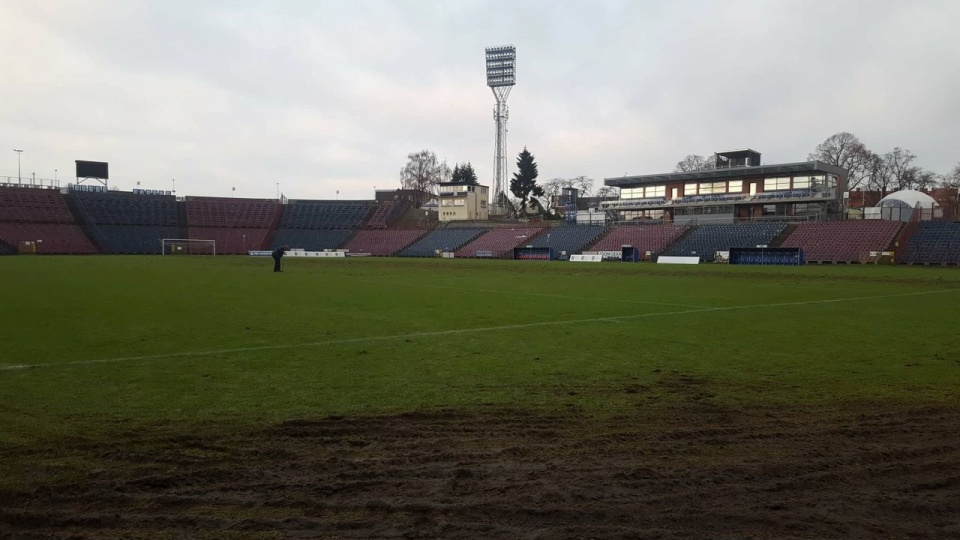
[3,404,960,539]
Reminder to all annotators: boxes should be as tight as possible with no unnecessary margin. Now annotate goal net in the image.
[162,238,216,255]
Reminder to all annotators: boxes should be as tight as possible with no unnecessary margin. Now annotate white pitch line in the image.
[1,288,954,373]
[363,280,710,309]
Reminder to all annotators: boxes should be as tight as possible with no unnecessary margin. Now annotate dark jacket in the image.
[272,247,286,259]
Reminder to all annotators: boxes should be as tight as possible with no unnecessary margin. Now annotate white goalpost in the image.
[161,238,216,255]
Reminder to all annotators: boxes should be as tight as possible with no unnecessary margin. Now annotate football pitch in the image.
[2,256,959,538]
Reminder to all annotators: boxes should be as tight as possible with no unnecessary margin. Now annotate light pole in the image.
[13,149,23,183]
[172,179,176,194]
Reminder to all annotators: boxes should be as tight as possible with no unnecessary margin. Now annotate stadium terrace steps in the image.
[0,186,75,223]
[185,197,280,229]
[0,223,98,254]
[665,222,787,262]
[271,229,355,251]
[455,227,544,259]
[527,225,607,259]
[781,221,903,263]
[398,228,488,257]
[770,224,799,248]
[899,221,960,265]
[73,191,178,227]
[280,200,371,230]
[588,224,689,256]
[343,229,429,256]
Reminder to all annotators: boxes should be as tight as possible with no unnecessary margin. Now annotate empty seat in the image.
[343,230,428,256]
[781,221,902,263]
[589,224,688,255]
[665,223,786,262]
[900,221,960,264]
[398,228,488,257]
[528,225,606,259]
[455,228,543,258]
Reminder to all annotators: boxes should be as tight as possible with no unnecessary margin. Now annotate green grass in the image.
[1,255,959,448]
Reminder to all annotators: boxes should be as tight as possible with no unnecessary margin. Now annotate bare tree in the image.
[595,186,619,199]
[942,163,960,188]
[674,155,715,173]
[884,147,918,191]
[809,132,871,189]
[863,152,892,194]
[900,168,940,190]
[399,150,448,206]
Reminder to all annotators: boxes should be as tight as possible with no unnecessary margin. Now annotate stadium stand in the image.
[185,197,280,228]
[186,227,273,255]
[343,229,428,256]
[665,222,786,262]
[73,191,178,226]
[0,187,97,253]
[455,227,543,258]
[588,224,689,256]
[280,200,370,230]
[0,186,75,223]
[0,238,15,255]
[527,225,606,260]
[899,221,960,265]
[366,202,408,229]
[0,223,98,254]
[70,191,179,254]
[184,197,281,254]
[781,221,902,263]
[270,229,354,251]
[397,227,488,257]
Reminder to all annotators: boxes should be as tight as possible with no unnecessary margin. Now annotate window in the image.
[480,200,487,208]
[728,180,742,193]
[792,176,811,189]
[763,177,791,191]
[698,182,726,194]
[441,199,453,207]
[763,204,777,216]
[644,185,665,198]
[453,199,465,206]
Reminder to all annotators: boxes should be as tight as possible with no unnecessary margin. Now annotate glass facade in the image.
[763,177,791,191]
[621,185,666,199]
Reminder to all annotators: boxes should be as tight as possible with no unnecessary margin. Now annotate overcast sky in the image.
[2,0,958,199]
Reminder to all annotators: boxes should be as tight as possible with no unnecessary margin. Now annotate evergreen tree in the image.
[450,163,479,185]
[510,147,543,217]
[461,163,478,185]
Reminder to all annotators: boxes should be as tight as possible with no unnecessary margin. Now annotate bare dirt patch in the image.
[3,404,960,539]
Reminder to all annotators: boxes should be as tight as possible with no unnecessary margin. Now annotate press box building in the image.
[602,150,848,223]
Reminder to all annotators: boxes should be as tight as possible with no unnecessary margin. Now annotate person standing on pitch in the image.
[272,245,289,272]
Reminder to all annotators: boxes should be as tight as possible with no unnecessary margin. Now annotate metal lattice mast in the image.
[485,46,516,215]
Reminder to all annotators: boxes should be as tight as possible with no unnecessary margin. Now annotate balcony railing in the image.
[600,189,833,210]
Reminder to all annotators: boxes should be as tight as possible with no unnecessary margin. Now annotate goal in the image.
[161,238,216,255]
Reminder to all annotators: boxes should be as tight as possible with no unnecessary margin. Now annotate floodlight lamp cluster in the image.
[485,45,516,87]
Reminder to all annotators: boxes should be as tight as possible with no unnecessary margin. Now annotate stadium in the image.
[3,5,960,537]
[2,151,959,538]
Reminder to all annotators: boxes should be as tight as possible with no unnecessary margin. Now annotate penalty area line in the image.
[1,288,955,373]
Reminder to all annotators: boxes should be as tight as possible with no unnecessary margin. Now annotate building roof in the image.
[604,160,848,187]
[877,189,938,208]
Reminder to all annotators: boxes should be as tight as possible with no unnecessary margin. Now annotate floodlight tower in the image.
[485,45,516,215]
